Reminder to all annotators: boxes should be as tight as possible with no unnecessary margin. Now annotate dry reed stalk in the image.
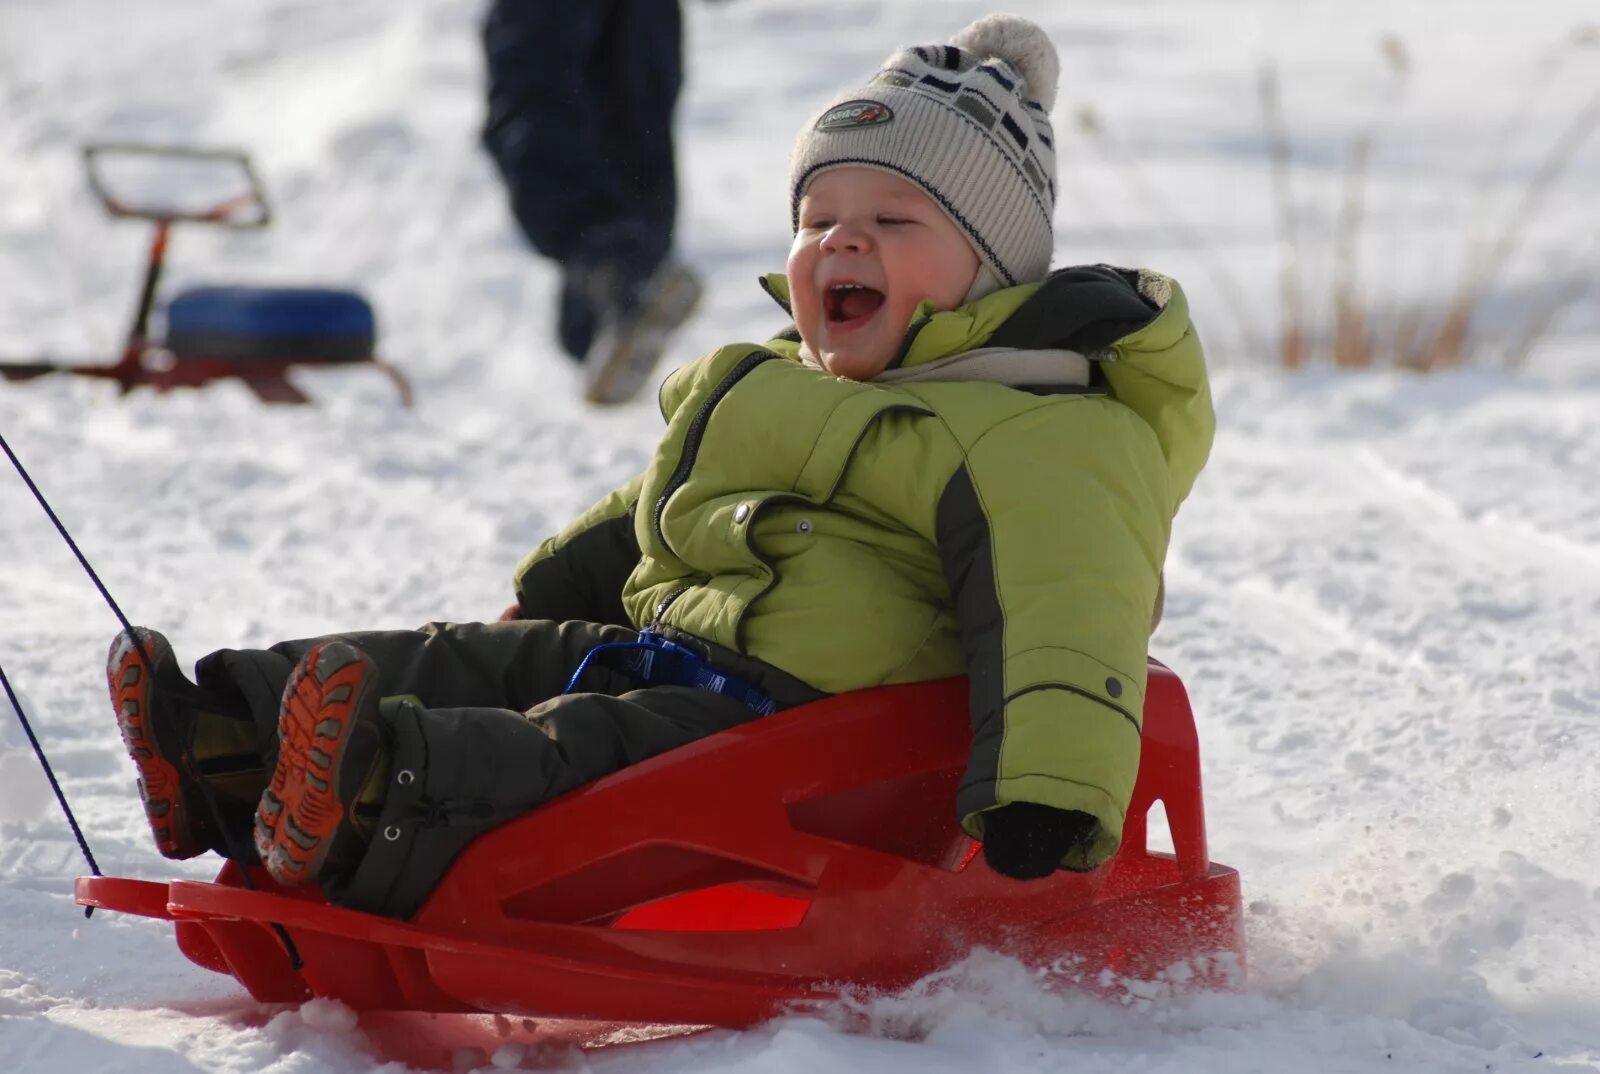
[1389,306,1425,370]
[1500,242,1599,369]
[1257,65,1306,368]
[1071,104,1264,363]
[1412,82,1600,371]
[1329,132,1373,367]
[1465,28,1597,222]
[1408,28,1600,370]
[1386,30,1595,369]
[1330,34,1412,368]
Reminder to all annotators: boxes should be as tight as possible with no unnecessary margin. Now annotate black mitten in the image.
[981,802,1100,879]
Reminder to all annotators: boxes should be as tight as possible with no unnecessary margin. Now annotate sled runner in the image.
[77,662,1243,1066]
[0,144,411,406]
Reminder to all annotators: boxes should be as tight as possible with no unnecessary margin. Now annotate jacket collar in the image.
[759,272,1042,372]
[760,263,1179,371]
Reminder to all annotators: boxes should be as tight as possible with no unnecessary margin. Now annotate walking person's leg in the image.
[481,1,627,360]
[577,0,703,405]
[592,0,684,277]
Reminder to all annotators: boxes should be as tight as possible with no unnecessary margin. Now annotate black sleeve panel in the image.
[934,463,1006,816]
[514,504,641,628]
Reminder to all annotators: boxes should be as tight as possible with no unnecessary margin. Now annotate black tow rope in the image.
[0,428,303,968]
[0,663,101,893]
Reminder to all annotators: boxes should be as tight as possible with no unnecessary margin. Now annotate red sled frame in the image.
[77,662,1243,1063]
[1,144,412,407]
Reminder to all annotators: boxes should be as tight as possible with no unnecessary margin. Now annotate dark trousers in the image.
[194,620,811,919]
[480,0,682,272]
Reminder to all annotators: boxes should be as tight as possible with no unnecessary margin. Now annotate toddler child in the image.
[108,13,1212,920]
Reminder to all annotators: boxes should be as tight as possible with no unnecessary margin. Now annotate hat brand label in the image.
[816,99,895,131]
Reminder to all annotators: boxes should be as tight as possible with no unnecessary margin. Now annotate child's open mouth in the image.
[824,283,884,330]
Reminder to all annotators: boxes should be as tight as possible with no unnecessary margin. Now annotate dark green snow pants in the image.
[192,619,823,919]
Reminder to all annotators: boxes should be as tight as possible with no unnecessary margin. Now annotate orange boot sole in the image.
[254,642,382,887]
[108,629,207,859]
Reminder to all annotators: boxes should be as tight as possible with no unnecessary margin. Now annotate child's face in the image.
[788,168,980,381]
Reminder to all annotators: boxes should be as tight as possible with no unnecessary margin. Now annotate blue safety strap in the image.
[563,630,777,716]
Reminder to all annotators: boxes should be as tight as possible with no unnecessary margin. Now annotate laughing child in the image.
[108,14,1212,919]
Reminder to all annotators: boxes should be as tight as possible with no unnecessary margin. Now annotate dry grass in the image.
[1280,27,1600,371]
[1069,104,1266,359]
[1067,26,1600,372]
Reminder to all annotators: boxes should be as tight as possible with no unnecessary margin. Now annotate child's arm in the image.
[938,403,1168,875]
[506,474,644,627]
[939,270,1213,877]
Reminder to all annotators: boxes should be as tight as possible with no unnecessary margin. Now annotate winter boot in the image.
[556,270,600,361]
[582,258,703,405]
[254,641,391,888]
[107,627,264,860]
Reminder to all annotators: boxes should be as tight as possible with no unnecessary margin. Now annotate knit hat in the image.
[789,14,1060,299]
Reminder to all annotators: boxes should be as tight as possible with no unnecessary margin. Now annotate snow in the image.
[2,0,1597,1070]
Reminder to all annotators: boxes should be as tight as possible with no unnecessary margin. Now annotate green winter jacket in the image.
[513,265,1213,870]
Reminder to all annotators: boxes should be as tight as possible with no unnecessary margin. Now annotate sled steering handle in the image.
[83,143,272,229]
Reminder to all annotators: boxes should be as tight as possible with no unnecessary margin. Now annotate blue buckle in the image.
[563,630,777,716]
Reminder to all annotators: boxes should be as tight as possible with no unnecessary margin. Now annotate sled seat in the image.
[164,286,376,364]
[77,662,1244,1060]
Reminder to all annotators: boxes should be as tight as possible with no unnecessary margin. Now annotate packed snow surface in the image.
[1,0,1597,1071]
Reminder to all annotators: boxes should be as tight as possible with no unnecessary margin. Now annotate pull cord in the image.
[0,428,303,966]
[0,661,102,900]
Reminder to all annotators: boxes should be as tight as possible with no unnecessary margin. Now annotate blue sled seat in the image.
[165,286,377,364]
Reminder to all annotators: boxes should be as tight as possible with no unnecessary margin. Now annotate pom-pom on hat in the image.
[789,14,1060,299]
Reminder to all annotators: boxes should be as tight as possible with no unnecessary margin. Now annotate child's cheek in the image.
[789,284,816,325]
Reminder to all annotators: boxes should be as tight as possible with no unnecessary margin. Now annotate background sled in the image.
[77,661,1243,1067]
[0,144,411,407]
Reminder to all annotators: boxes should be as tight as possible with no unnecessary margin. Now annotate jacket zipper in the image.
[651,585,689,625]
[652,350,775,551]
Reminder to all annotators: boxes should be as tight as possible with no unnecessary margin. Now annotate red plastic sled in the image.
[78,662,1243,1065]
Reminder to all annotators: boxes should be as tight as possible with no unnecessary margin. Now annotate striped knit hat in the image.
[789,14,1060,299]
